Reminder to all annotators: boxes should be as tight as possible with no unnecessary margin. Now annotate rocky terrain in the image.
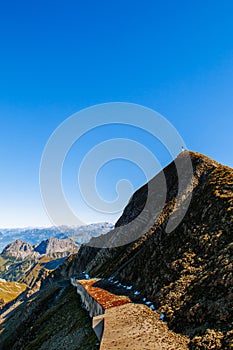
[59,151,233,349]
[1,240,36,260]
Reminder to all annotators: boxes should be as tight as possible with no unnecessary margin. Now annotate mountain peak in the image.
[66,151,233,346]
[1,237,80,260]
[1,240,34,259]
[34,237,79,257]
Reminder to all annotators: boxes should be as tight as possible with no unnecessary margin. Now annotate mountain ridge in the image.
[1,237,79,259]
[59,151,233,348]
[0,222,114,252]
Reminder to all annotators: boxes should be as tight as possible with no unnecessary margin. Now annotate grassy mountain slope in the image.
[0,280,27,304]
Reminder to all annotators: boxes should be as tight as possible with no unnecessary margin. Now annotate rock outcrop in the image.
[0,285,99,350]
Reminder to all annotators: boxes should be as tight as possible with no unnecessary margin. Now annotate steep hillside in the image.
[62,151,233,349]
[0,255,39,282]
[0,284,98,350]
[18,256,73,294]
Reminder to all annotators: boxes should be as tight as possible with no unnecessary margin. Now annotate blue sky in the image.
[1,0,233,227]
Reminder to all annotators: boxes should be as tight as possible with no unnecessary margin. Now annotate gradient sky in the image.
[1,0,233,227]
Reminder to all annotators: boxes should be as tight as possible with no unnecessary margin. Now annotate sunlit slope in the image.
[0,280,27,304]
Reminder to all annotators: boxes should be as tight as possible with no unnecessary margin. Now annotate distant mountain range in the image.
[0,223,113,287]
[0,222,113,252]
[1,237,79,260]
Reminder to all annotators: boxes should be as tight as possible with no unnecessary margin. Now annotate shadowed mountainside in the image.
[34,237,79,257]
[59,151,233,349]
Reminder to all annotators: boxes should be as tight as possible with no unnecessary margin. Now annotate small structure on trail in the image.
[70,278,131,340]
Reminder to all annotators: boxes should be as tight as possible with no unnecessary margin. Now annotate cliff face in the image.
[63,151,233,349]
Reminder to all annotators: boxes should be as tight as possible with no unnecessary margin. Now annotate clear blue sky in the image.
[1,0,233,227]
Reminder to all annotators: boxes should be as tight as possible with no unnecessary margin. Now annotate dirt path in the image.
[100,303,189,350]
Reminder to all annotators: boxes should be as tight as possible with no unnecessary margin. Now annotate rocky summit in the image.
[34,237,79,257]
[1,240,36,260]
[1,237,79,260]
